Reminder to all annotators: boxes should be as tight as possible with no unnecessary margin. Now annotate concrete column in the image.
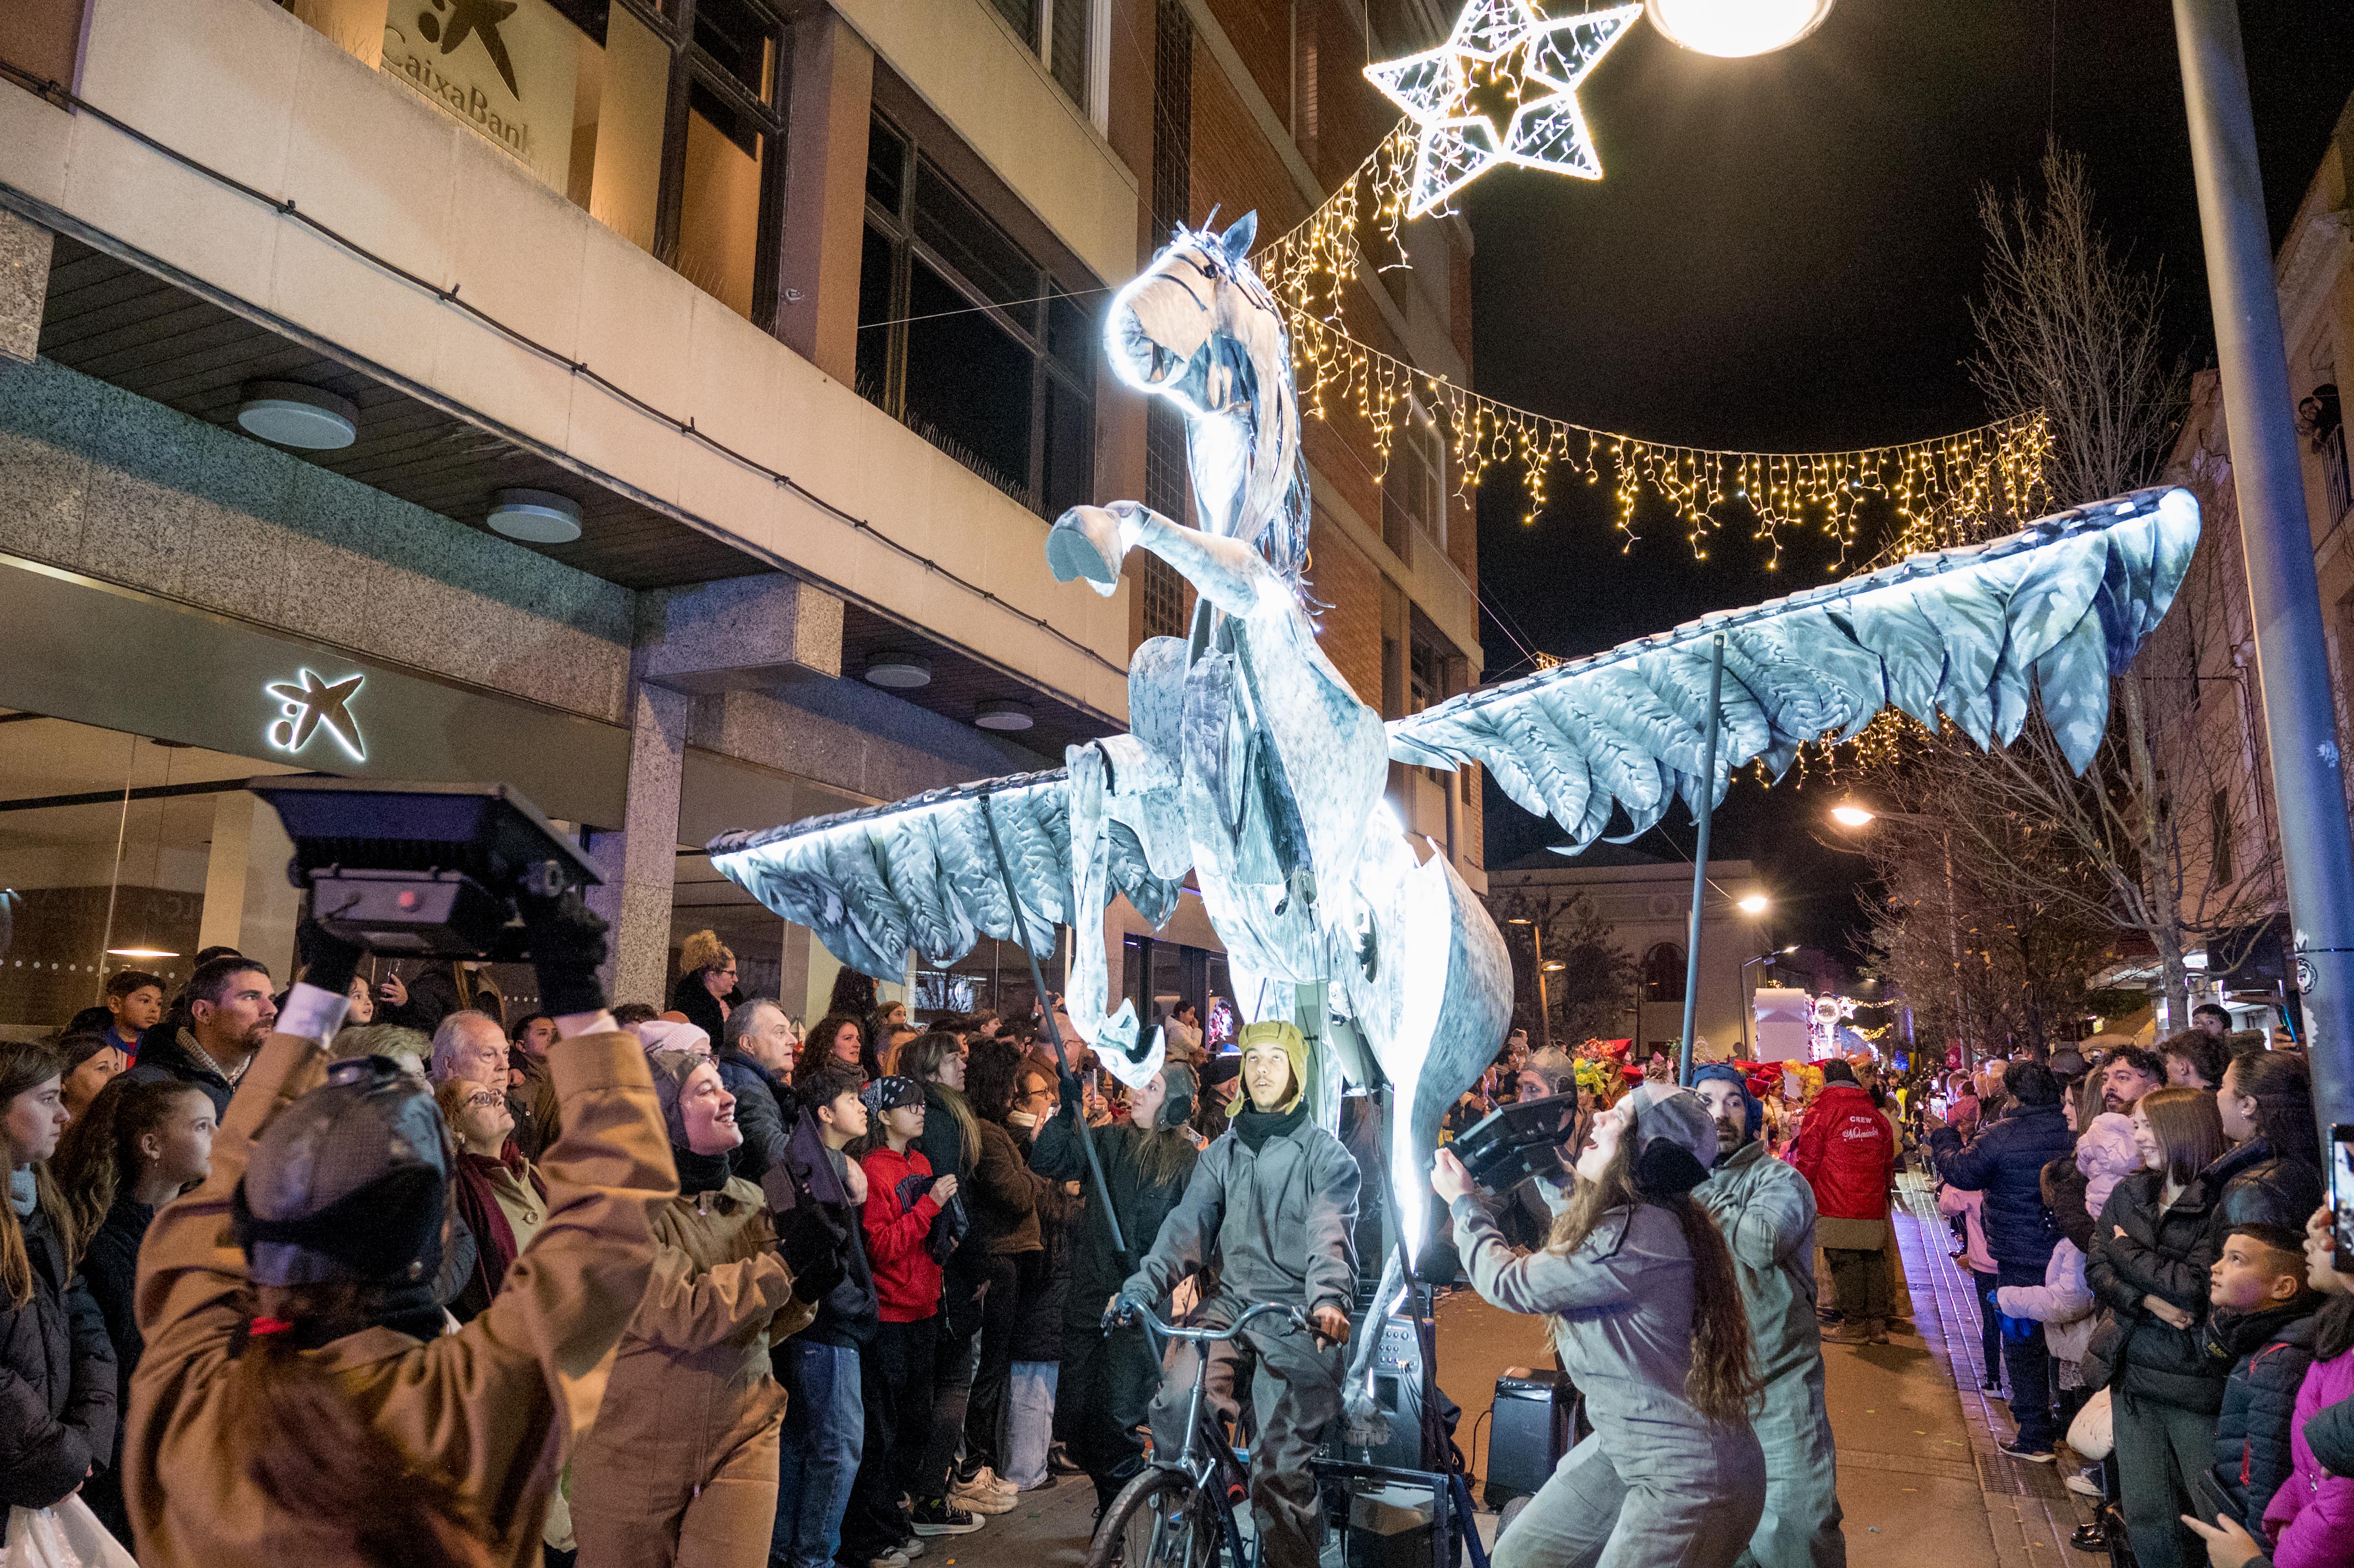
[776,9,874,384]
[586,680,689,1010]
[0,208,53,366]
[197,792,255,956]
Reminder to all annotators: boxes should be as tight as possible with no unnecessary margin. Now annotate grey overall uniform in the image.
[1120,1115,1359,1568]
[1454,1192,1766,1568]
[1695,1139,1845,1568]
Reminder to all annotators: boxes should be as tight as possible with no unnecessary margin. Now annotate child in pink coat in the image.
[2256,1213,2354,1568]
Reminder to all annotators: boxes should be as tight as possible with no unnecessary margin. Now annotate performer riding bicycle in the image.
[1109,1020,1359,1568]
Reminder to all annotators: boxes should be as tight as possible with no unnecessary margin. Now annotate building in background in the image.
[0,0,1479,1037]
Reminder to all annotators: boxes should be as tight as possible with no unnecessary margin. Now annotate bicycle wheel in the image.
[1088,1465,1221,1568]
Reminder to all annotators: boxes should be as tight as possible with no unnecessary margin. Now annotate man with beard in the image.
[1692,1063,1846,1568]
[125,953,275,1119]
[2099,1046,2166,1117]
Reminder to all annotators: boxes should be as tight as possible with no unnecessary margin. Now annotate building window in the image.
[857,111,1097,519]
[1141,555,1187,642]
[1642,942,1686,1003]
[1381,399,1445,560]
[2209,788,2235,885]
[296,0,790,327]
[2300,384,2350,523]
[985,0,1096,112]
[1408,622,1446,714]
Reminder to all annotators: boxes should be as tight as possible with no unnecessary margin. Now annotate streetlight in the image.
[1828,802,1876,829]
[1646,0,1836,57]
[1740,945,1799,1054]
[1505,916,1553,1052]
[1737,893,1770,916]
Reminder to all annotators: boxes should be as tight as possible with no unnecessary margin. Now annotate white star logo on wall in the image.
[1365,0,1642,217]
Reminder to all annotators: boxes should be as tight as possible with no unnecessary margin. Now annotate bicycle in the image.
[1084,1298,1306,1568]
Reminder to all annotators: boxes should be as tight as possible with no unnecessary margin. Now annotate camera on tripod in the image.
[250,779,601,959]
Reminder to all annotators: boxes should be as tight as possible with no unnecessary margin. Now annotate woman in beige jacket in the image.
[126,905,677,1568]
[570,1049,820,1567]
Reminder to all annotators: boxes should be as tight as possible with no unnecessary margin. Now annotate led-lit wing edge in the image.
[1389,486,2201,847]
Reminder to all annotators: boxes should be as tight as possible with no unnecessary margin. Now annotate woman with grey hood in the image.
[1434,1081,1764,1568]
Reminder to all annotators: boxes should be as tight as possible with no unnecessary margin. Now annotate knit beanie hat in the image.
[633,1017,711,1058]
[1621,1081,1718,1197]
[646,1048,708,1148]
[234,1055,449,1295]
[1689,1062,1763,1141]
[1157,1063,1197,1132]
[1226,1020,1309,1115]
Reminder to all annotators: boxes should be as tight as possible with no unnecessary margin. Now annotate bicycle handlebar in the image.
[1111,1298,1308,1341]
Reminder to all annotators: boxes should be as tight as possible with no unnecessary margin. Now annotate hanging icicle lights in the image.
[1249,126,2053,567]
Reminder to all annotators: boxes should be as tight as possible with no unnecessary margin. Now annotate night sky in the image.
[1459,0,2354,969]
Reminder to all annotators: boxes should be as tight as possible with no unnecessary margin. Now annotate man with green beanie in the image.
[1112,1020,1360,1568]
[1692,1063,1845,1568]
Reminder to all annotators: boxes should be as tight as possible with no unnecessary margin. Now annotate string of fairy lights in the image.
[1247,115,2055,567]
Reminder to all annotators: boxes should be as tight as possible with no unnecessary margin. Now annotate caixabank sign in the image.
[380,0,580,191]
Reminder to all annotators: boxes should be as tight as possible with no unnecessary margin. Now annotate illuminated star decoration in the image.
[267,669,368,762]
[1364,0,1642,217]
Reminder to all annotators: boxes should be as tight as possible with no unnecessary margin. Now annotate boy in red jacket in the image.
[843,1076,970,1566]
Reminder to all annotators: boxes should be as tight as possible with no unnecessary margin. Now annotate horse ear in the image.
[1221,211,1259,263]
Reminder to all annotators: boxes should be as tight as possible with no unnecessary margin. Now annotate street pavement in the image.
[931,1171,2097,1568]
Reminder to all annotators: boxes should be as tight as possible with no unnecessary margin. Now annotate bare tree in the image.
[1834,142,2270,1037]
[1484,883,1638,1047]
[1968,140,2189,519]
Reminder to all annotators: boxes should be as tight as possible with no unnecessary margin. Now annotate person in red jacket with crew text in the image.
[1789,1060,1899,1343]
[845,1076,970,1566]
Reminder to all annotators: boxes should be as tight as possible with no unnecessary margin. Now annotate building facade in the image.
[0,0,1482,1038]
[2143,91,2354,1036]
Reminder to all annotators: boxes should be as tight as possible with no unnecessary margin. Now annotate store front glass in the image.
[0,712,308,1039]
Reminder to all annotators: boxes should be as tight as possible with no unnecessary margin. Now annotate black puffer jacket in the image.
[2209,1305,2319,1536]
[76,1193,152,1540]
[2204,1137,2326,1231]
[0,1199,117,1508]
[2084,1168,2227,1411]
[1939,1101,2075,1269]
[1030,1107,1197,1330]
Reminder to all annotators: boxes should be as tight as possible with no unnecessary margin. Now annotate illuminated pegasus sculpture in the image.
[708,212,2201,1336]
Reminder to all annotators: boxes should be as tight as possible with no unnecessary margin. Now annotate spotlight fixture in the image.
[975,700,1034,733]
[1646,0,1834,57]
[236,381,359,449]
[486,488,583,544]
[864,653,933,690]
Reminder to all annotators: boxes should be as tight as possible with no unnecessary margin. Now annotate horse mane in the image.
[1188,230,1316,606]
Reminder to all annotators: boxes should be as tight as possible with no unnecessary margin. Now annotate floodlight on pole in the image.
[1645,0,1835,58]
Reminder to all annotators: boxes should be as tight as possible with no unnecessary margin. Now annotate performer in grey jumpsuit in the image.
[1116,1021,1358,1568]
[1436,1082,1767,1568]
[1692,1064,1846,1568]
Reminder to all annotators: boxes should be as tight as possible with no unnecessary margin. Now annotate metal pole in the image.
[1679,632,1726,1086]
[1532,921,1552,1052]
[2174,0,2354,1144]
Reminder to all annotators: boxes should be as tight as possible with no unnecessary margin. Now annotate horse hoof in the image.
[1047,506,1127,590]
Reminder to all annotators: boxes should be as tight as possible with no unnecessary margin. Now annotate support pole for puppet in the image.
[978,792,1135,1273]
[1678,631,1725,1087]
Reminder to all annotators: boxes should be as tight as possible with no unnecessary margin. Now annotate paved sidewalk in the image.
[1826,1171,2096,1567]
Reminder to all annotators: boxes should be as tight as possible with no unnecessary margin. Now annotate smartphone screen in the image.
[2333,1125,2354,1269]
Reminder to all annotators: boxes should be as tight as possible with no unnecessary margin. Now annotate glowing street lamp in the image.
[1504,916,1554,1052]
[1736,893,1770,915]
[1645,0,1836,58]
[1828,802,1876,829]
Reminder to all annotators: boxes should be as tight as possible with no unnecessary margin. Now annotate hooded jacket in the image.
[1788,1082,1895,1229]
[1939,1100,2075,1269]
[126,1023,675,1568]
[2208,1304,2318,1538]
[1121,1110,1359,1320]
[1693,1138,1821,1387]
[1030,1108,1197,1329]
[2075,1114,2142,1223]
[2083,1167,2227,1410]
[762,1108,877,1349]
[0,1193,115,1510]
[2263,1337,2354,1568]
[2204,1138,2326,1232]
